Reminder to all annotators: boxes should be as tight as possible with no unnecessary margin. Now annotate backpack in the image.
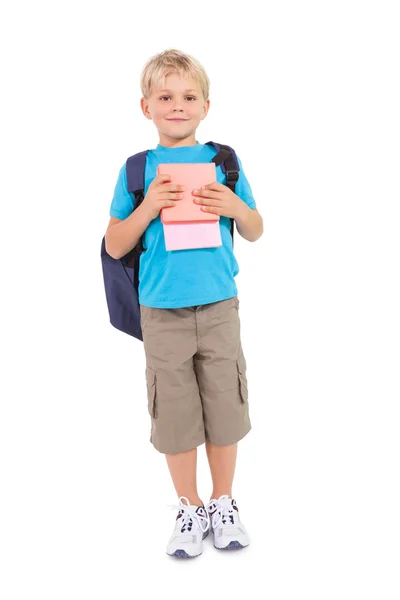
[101,141,240,340]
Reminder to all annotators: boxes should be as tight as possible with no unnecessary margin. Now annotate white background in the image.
[1,0,399,598]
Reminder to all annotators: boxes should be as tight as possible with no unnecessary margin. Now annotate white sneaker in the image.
[206,495,250,550]
[166,496,210,558]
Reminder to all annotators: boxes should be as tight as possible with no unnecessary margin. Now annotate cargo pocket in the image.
[145,367,157,418]
[237,353,248,405]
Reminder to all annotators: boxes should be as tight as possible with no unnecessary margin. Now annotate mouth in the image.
[167,118,189,122]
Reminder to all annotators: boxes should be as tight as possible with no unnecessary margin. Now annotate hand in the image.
[192,182,244,219]
[142,174,184,221]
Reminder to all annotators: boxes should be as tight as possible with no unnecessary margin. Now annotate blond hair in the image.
[140,49,210,100]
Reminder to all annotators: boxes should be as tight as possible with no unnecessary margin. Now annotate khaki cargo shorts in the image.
[140,296,251,455]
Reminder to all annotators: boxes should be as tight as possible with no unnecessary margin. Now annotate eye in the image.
[186,96,196,101]
[160,96,170,101]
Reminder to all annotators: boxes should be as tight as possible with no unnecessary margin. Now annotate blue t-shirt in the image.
[109,142,256,309]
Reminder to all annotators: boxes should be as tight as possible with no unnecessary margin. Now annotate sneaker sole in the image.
[214,540,248,551]
[209,524,248,551]
[167,529,209,559]
[167,549,199,559]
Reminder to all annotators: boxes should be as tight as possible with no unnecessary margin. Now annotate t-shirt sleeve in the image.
[235,156,257,209]
[109,164,135,219]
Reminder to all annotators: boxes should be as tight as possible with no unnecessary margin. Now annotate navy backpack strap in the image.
[206,141,240,192]
[206,141,240,242]
[126,150,149,196]
[120,150,150,280]
[126,150,149,254]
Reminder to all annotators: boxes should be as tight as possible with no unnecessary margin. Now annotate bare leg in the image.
[205,442,238,499]
[166,448,204,506]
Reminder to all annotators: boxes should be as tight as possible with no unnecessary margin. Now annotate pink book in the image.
[163,221,222,251]
[157,163,222,251]
[158,163,219,223]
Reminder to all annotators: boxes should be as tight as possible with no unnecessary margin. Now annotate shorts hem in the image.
[206,423,252,448]
[151,435,206,455]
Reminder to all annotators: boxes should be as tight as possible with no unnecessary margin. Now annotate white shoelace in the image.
[207,494,238,529]
[168,496,210,534]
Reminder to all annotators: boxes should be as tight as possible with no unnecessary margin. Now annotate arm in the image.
[192,154,263,243]
[105,205,153,260]
[192,184,264,243]
[234,206,263,242]
[106,172,184,259]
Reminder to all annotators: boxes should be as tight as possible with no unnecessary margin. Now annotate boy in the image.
[105,49,263,558]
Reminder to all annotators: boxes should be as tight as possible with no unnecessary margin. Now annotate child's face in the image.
[141,72,210,146]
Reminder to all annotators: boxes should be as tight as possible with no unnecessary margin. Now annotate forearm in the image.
[105,204,152,259]
[234,204,263,242]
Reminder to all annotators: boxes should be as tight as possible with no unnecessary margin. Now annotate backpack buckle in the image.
[225,170,239,183]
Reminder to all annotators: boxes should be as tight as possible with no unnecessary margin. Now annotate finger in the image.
[202,181,225,191]
[153,174,172,186]
[192,189,222,200]
[159,192,184,200]
[200,206,223,215]
[163,184,185,192]
[162,199,180,208]
[193,197,222,206]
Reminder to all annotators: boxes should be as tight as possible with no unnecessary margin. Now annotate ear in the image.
[140,97,152,120]
[201,99,210,121]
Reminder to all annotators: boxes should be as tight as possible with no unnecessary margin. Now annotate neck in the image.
[158,132,198,148]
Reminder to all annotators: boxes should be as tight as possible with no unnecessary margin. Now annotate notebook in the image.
[163,221,222,251]
[158,163,219,223]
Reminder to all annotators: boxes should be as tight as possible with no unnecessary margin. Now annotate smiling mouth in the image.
[167,118,188,121]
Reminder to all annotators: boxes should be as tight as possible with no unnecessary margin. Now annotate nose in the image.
[172,98,184,111]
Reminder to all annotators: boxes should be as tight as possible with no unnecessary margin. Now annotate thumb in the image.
[154,173,172,185]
